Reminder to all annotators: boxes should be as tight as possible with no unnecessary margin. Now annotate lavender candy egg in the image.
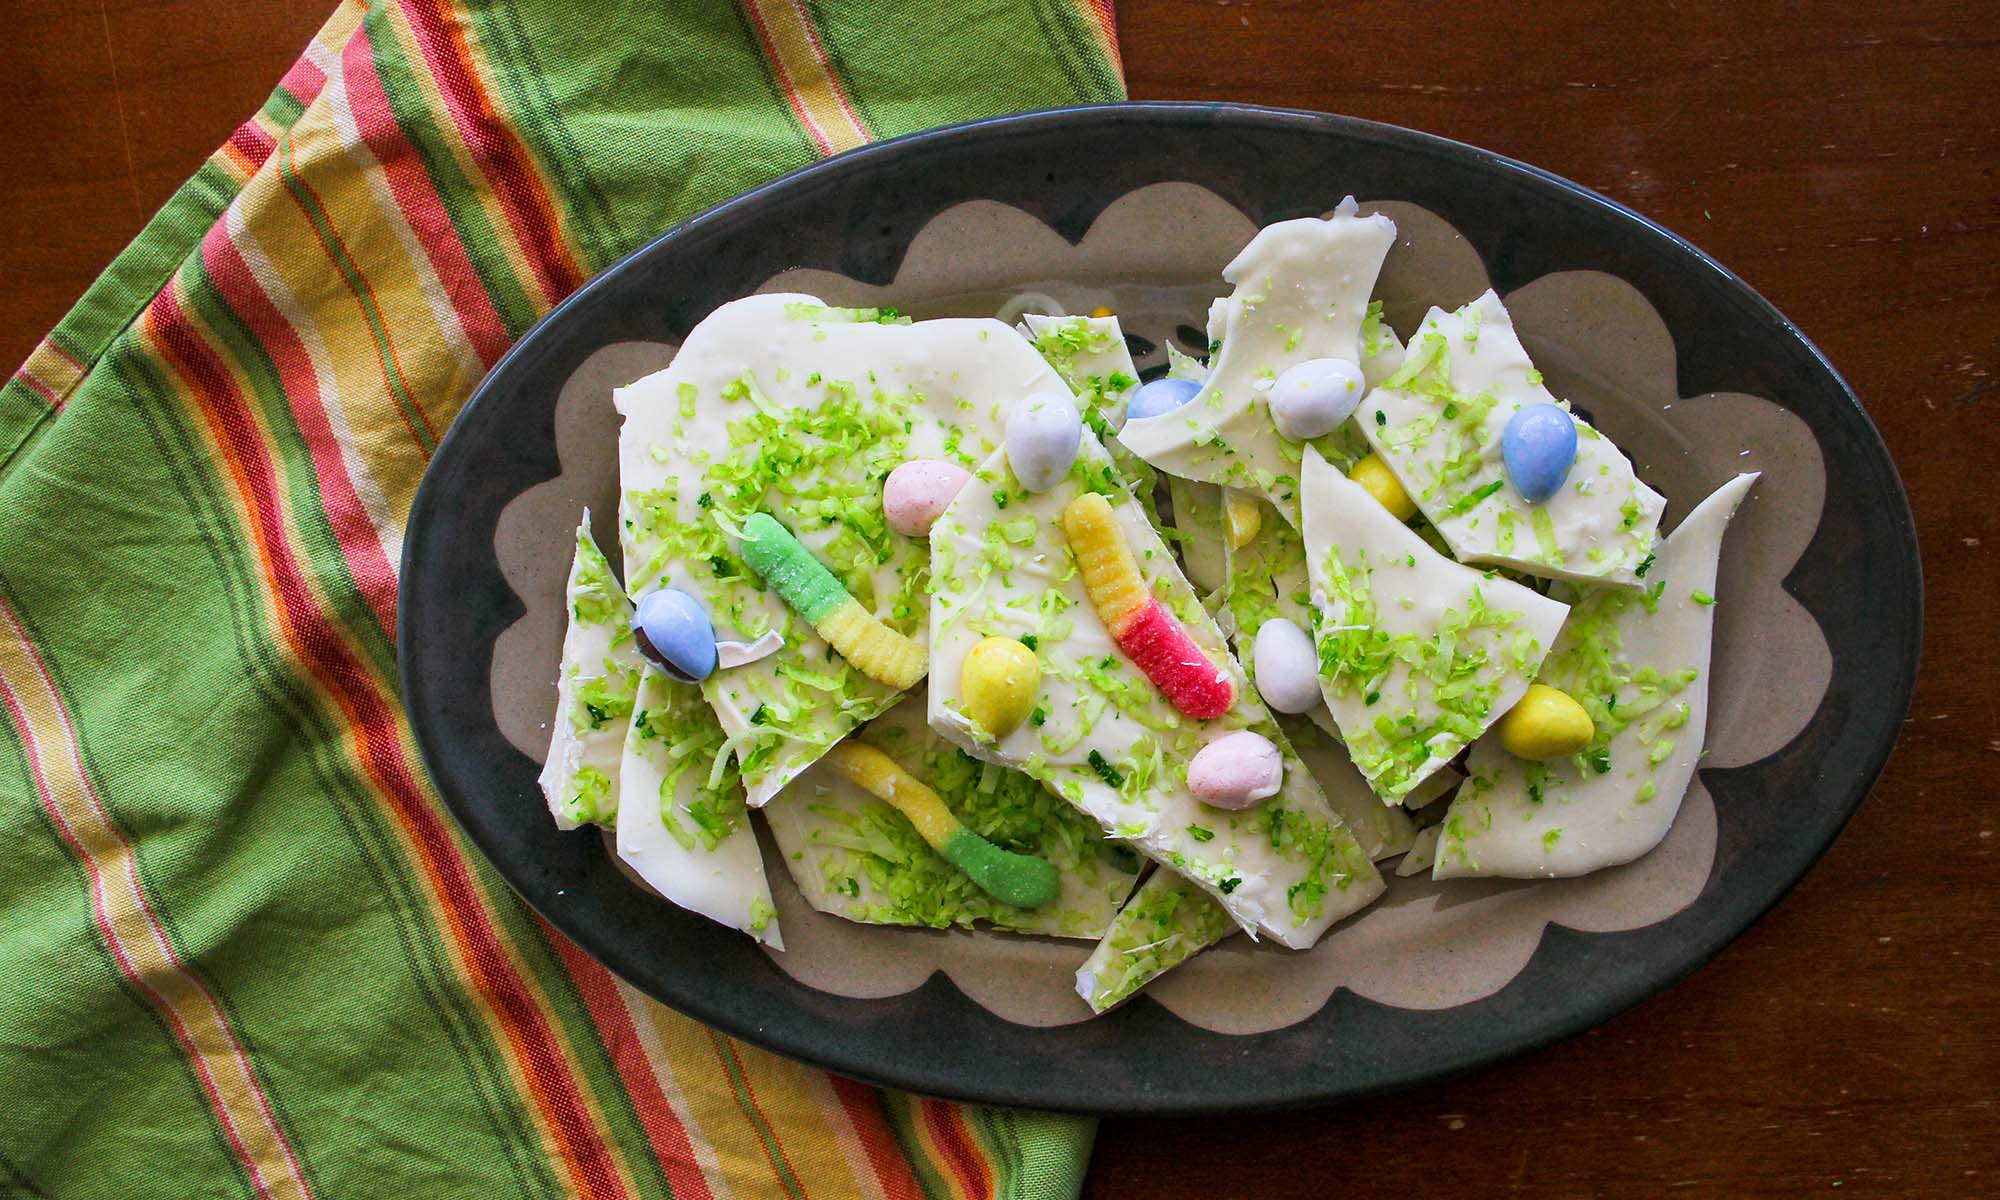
[1251,617,1322,714]
[1126,376,1201,422]
[883,459,971,537]
[1187,730,1285,810]
[1270,357,1367,440]
[632,588,718,683]
[1501,403,1579,503]
[1005,390,1083,492]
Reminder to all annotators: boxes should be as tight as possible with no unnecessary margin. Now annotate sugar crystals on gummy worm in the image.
[736,512,926,690]
[1059,492,1234,719]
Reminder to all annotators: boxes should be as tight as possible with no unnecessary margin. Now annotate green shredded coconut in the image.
[564,766,613,826]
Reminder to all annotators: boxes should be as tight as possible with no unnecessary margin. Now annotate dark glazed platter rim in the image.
[398,103,1920,1115]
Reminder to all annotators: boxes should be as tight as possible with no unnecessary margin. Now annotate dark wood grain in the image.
[0,2,1989,1197]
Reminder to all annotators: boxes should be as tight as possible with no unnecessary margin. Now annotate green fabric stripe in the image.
[459,1,625,272]
[980,1108,1095,1200]
[363,8,543,336]
[877,1092,954,1200]
[0,581,262,1200]
[485,0,819,273]
[708,1030,810,1200]
[1031,0,1124,103]
[262,81,308,131]
[803,0,1124,143]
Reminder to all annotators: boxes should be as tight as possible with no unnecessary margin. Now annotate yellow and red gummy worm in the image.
[1060,492,1235,720]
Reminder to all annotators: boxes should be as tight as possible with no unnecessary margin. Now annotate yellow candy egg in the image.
[1223,488,1263,550]
[1497,684,1597,760]
[961,636,1042,738]
[1090,305,1115,318]
[1349,454,1417,521]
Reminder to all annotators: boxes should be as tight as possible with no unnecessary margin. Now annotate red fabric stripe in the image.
[548,929,717,1200]
[399,0,584,307]
[0,599,310,1200]
[277,53,329,107]
[145,283,630,1200]
[827,1076,925,1200]
[1115,601,1236,719]
[228,120,279,171]
[920,1100,992,1199]
[342,25,513,367]
[197,223,400,638]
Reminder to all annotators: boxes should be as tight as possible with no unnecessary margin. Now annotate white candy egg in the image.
[1270,357,1367,440]
[1252,617,1322,714]
[882,459,971,537]
[1005,390,1082,492]
[1188,731,1285,810]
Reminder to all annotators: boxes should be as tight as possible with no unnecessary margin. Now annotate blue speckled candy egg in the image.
[1270,358,1366,440]
[633,588,718,682]
[1006,390,1082,492]
[1126,376,1201,422]
[1501,403,1579,503]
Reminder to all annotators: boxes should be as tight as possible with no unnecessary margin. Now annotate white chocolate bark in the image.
[1300,448,1572,803]
[1076,867,1236,1014]
[1117,202,1400,524]
[1433,474,1758,879]
[1357,290,1665,587]
[616,295,1068,806]
[1018,313,1140,434]
[928,436,1383,948]
[615,666,782,946]
[539,515,645,829]
[764,693,1140,938]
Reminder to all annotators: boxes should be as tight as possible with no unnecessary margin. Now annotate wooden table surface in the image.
[2,2,1990,1197]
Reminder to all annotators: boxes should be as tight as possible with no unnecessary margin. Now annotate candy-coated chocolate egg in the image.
[960,636,1042,738]
[1188,731,1284,809]
[632,588,718,683]
[1497,683,1596,759]
[1252,617,1322,714]
[883,459,971,537]
[1271,357,1366,440]
[1005,391,1083,492]
[1223,489,1262,550]
[1349,453,1417,521]
[1126,376,1201,422]
[1502,403,1579,503]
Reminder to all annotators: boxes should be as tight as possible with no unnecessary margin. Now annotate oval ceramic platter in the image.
[399,104,1919,1114]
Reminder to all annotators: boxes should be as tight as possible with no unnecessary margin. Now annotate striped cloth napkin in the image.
[0,3,1123,1197]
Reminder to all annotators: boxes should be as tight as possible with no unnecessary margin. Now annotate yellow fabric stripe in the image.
[745,0,871,154]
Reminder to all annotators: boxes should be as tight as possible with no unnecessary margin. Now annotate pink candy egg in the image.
[883,459,971,537]
[1187,731,1284,810]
